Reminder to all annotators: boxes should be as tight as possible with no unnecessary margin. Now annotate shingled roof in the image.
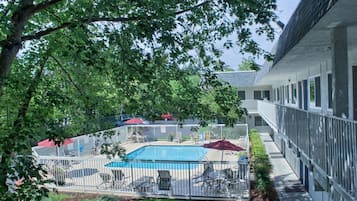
[215,71,257,87]
[273,0,338,66]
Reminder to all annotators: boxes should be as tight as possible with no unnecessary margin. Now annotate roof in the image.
[215,71,257,87]
[273,0,338,66]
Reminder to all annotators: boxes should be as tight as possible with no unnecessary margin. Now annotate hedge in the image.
[249,129,273,197]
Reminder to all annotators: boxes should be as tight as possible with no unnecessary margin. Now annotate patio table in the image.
[208,171,229,193]
[132,176,155,193]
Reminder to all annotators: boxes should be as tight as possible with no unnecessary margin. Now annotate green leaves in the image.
[238,58,260,71]
[0,0,277,199]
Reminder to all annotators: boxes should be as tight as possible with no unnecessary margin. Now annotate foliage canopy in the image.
[0,0,277,200]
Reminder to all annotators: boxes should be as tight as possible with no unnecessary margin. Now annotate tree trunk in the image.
[0,0,34,96]
[0,54,47,194]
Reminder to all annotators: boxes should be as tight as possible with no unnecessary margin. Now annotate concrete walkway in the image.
[259,133,312,201]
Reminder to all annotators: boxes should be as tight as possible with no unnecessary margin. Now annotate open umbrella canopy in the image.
[37,138,74,147]
[124,118,145,125]
[203,139,245,151]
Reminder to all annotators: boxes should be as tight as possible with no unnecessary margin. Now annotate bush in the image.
[249,129,273,197]
[41,193,71,201]
[100,196,120,201]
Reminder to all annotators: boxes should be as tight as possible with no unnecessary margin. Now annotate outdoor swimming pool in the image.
[105,145,207,169]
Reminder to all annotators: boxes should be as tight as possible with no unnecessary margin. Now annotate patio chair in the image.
[157,170,171,190]
[60,160,72,170]
[111,170,128,189]
[193,162,214,183]
[97,173,112,189]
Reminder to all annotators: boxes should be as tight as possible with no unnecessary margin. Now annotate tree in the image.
[238,58,261,71]
[0,1,277,200]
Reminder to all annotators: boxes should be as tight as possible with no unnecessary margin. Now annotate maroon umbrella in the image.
[124,118,145,124]
[203,139,245,165]
[203,139,245,151]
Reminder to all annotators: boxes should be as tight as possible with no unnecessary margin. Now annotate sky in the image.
[220,0,301,69]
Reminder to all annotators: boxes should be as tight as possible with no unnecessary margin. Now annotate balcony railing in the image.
[241,100,258,113]
[256,100,357,201]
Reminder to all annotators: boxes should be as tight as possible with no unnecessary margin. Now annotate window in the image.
[315,77,321,107]
[309,78,315,106]
[286,85,290,104]
[281,86,284,104]
[254,116,268,126]
[328,73,332,109]
[254,90,262,100]
[309,76,321,108]
[298,81,302,109]
[263,90,270,100]
[291,84,297,104]
[277,88,280,102]
[238,90,246,100]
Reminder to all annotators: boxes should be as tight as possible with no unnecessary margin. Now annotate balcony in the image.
[255,100,357,201]
[241,100,258,114]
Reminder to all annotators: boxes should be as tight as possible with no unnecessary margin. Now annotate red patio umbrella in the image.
[37,138,74,156]
[203,139,245,167]
[37,138,74,147]
[124,118,145,124]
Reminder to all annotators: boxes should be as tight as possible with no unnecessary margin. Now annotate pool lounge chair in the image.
[157,170,171,190]
[111,170,129,189]
[97,173,112,189]
[193,162,214,183]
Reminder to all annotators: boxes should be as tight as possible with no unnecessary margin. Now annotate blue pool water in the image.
[105,145,207,169]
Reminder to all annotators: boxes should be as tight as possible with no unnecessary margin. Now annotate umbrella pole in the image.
[221,150,224,170]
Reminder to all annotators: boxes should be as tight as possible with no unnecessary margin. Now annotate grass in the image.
[249,129,274,199]
[41,193,72,201]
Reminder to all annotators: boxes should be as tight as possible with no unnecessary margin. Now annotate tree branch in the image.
[21,1,211,42]
[50,55,86,98]
[13,55,49,128]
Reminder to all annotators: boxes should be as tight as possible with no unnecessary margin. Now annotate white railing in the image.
[33,124,248,158]
[32,124,250,200]
[241,100,258,112]
[257,100,278,130]
[256,101,357,201]
[37,155,250,199]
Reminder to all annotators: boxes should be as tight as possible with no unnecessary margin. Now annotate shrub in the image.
[249,129,273,197]
[100,196,120,201]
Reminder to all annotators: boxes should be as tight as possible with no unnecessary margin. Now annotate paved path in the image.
[259,133,312,201]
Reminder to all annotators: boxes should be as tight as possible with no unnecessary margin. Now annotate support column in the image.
[331,27,349,118]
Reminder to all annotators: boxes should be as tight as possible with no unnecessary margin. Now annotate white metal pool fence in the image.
[33,124,249,158]
[37,156,250,200]
[32,124,250,200]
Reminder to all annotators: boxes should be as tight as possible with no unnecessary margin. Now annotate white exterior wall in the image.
[237,86,272,100]
[237,86,272,131]
[271,60,333,116]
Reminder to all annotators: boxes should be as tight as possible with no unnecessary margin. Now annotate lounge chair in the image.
[193,162,214,183]
[157,170,171,190]
[111,170,128,189]
[97,173,112,189]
